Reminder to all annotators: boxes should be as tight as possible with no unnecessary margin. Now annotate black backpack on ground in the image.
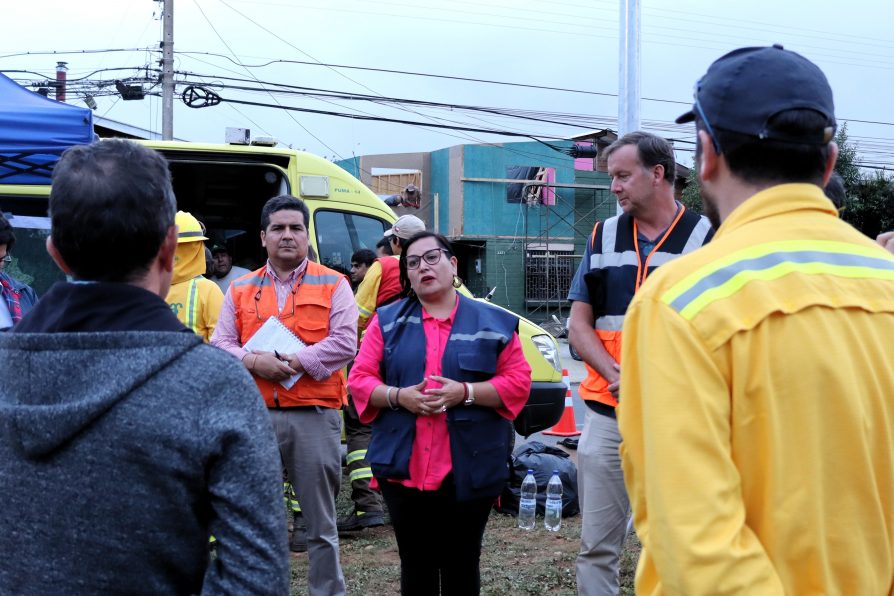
[496,440,579,518]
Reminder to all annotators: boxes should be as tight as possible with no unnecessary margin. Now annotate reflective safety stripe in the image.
[346,449,368,465]
[186,278,199,333]
[595,314,625,331]
[349,468,374,482]
[357,303,374,317]
[283,482,301,512]
[644,251,685,268]
[601,216,618,254]
[381,315,422,333]
[591,251,639,269]
[449,330,508,342]
[233,275,271,288]
[591,249,683,270]
[681,216,714,254]
[304,272,343,286]
[662,241,894,320]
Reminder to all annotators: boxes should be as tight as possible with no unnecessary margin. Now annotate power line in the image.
[173,50,690,105]
[190,0,343,158]
[215,0,595,167]
[0,48,154,60]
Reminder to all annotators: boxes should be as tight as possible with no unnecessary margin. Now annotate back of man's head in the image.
[603,131,676,185]
[678,44,836,187]
[50,140,176,282]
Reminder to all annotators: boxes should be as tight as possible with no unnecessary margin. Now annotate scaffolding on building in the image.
[520,180,614,325]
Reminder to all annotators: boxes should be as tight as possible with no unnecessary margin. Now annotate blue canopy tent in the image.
[0,72,94,184]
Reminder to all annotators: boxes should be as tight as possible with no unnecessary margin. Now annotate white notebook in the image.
[243,317,307,389]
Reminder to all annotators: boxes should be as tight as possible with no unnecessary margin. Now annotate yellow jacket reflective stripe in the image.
[186,278,199,333]
[663,240,894,320]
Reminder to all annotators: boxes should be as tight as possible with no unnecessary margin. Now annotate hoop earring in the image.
[452,275,463,289]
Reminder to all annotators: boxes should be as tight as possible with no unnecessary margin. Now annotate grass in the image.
[288,476,641,594]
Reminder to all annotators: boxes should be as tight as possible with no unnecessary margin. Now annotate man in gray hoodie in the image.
[0,139,289,595]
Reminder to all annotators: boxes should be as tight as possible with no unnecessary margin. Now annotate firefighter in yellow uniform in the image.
[166,211,224,342]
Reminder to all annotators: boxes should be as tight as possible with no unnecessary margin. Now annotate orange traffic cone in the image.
[543,369,581,437]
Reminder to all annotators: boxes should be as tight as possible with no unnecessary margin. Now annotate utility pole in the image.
[617,0,641,213]
[55,62,68,102]
[161,0,174,140]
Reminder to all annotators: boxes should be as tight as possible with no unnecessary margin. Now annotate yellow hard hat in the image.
[175,211,208,244]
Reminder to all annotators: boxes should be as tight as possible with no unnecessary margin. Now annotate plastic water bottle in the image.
[518,469,537,530]
[544,470,563,532]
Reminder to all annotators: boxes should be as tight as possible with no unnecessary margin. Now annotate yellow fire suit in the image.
[619,183,894,595]
[166,241,223,342]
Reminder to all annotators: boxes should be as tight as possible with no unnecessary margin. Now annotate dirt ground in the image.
[288,495,641,595]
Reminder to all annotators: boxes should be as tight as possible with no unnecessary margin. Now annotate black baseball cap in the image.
[676,44,836,145]
[210,244,228,255]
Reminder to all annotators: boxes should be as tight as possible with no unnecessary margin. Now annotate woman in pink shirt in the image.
[349,231,531,595]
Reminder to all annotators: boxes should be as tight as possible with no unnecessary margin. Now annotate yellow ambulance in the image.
[0,140,566,435]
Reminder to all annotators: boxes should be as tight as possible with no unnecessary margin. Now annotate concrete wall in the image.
[430,147,451,235]
[339,142,609,322]
[483,238,527,315]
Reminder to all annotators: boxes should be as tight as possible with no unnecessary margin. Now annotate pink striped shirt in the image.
[348,299,531,491]
[211,259,358,380]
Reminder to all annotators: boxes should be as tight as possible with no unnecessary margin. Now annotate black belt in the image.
[585,399,616,419]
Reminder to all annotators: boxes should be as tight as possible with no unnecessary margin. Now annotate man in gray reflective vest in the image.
[568,131,713,595]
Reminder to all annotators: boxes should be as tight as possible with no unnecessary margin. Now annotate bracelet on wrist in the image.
[385,386,396,410]
[395,388,402,408]
[463,382,475,406]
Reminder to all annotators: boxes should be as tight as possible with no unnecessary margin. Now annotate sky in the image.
[2,0,893,169]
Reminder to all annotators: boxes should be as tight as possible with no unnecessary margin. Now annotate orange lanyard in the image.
[632,205,686,292]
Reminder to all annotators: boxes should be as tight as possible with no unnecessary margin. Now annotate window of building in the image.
[524,244,575,305]
[506,166,556,205]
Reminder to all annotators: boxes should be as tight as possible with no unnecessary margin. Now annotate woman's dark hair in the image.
[398,231,454,296]
[0,214,15,251]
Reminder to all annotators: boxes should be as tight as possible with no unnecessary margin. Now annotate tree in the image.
[837,123,894,237]
[834,123,860,192]
[843,171,894,239]
[679,166,703,214]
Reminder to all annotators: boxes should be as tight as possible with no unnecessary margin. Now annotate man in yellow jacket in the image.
[619,45,894,594]
[166,211,223,342]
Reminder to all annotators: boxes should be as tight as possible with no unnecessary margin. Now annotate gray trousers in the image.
[271,407,346,596]
[576,408,631,596]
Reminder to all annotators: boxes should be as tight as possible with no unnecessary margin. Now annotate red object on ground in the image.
[543,369,581,437]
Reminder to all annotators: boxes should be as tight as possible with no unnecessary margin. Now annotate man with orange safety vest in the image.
[567,132,713,595]
[212,195,357,596]
[165,211,223,342]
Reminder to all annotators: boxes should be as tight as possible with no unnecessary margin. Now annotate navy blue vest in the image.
[585,207,714,331]
[368,293,519,501]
